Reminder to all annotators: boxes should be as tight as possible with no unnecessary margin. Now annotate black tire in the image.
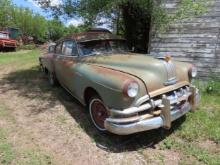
[48,71,57,86]
[89,96,109,132]
[39,64,44,72]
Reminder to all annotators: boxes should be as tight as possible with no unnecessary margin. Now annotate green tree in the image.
[47,19,65,41]
[64,24,90,36]
[10,7,48,43]
[0,0,13,28]
[34,0,209,52]
[31,14,48,43]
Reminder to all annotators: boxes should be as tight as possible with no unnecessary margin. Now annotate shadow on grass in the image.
[0,66,186,153]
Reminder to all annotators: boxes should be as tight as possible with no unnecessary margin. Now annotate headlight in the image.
[123,81,139,98]
[190,66,197,78]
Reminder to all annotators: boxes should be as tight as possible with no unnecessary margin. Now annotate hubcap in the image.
[90,99,108,131]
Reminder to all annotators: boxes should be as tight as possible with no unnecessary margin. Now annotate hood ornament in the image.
[155,54,177,86]
[155,54,172,62]
[164,55,172,62]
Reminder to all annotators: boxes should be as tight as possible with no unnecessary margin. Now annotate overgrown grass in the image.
[175,93,220,143]
[160,137,220,165]
[194,78,220,95]
[159,88,220,164]
[0,102,53,165]
[17,44,36,50]
[15,150,52,165]
[0,50,54,164]
[0,129,15,164]
[0,49,42,65]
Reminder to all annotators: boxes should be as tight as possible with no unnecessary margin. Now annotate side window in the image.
[62,40,78,56]
[55,42,62,54]
[48,45,55,53]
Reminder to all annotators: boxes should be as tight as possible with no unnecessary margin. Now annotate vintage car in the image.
[0,31,17,51]
[39,30,200,135]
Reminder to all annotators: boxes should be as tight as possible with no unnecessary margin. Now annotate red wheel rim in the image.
[90,100,108,130]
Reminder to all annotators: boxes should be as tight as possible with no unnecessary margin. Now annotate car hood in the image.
[82,53,190,96]
[0,38,16,43]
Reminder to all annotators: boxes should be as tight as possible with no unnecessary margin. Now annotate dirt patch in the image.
[0,65,162,165]
[140,148,180,165]
[197,140,220,154]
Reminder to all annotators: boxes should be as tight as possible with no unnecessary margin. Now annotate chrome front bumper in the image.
[104,86,200,135]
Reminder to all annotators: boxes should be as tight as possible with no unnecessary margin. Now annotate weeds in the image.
[0,129,15,164]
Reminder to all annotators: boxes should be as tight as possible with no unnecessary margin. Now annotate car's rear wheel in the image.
[39,64,44,72]
[89,97,109,132]
[48,71,57,86]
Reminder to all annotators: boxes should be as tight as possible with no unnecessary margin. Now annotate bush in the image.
[193,77,220,95]
[18,44,36,50]
[206,79,220,95]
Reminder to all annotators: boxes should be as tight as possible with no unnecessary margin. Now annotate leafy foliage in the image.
[0,0,12,28]
[0,0,89,43]
[47,19,66,41]
[33,0,209,51]
[0,0,48,42]
[0,0,209,47]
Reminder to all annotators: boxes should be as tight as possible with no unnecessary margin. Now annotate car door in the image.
[54,39,79,94]
[53,41,64,84]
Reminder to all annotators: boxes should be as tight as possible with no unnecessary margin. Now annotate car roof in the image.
[56,31,125,43]
[87,28,112,33]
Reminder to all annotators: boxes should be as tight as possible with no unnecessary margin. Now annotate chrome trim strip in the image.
[106,116,140,124]
[164,77,178,86]
[135,95,150,106]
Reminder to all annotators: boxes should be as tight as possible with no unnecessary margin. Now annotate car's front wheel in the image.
[89,97,109,132]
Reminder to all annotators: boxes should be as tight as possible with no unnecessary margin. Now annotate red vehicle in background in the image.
[0,31,17,51]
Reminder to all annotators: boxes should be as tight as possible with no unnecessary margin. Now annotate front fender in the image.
[174,61,192,82]
[76,64,147,109]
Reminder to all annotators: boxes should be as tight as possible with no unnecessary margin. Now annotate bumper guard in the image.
[104,86,200,135]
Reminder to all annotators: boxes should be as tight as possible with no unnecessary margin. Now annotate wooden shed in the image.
[149,0,220,79]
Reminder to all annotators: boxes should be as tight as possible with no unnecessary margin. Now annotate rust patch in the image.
[105,54,134,61]
[90,65,135,83]
[41,53,54,59]
[59,59,76,77]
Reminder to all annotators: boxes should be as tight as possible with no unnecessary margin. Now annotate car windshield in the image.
[0,33,9,39]
[78,40,128,56]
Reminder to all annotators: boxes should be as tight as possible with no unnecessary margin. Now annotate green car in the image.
[39,30,200,135]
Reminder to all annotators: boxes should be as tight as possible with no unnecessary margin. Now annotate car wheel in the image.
[48,71,57,86]
[39,64,44,72]
[89,97,109,132]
